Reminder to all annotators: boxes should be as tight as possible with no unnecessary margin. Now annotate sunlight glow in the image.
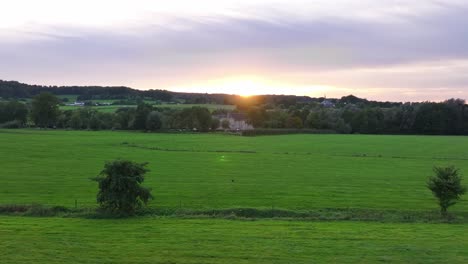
[217,79,266,97]
[166,76,335,98]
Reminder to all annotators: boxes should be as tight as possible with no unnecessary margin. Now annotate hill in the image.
[0,79,402,108]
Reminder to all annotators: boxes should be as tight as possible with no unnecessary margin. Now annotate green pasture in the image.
[1,129,468,211]
[59,103,235,112]
[2,130,468,263]
[60,105,132,112]
[1,216,467,263]
[156,103,235,110]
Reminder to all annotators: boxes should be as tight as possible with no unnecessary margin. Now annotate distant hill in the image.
[0,80,171,101]
[0,79,401,107]
[0,79,318,106]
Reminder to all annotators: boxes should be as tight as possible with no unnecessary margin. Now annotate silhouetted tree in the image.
[0,100,28,125]
[133,103,152,130]
[146,111,162,131]
[30,92,60,127]
[211,118,220,130]
[191,107,212,131]
[69,111,82,129]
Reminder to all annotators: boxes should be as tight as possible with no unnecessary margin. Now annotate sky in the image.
[1,0,468,102]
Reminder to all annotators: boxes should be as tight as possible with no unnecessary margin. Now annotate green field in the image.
[60,103,235,112]
[1,216,467,264]
[60,105,134,112]
[1,129,468,263]
[1,129,468,211]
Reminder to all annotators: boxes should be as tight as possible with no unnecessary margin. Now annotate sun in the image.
[217,79,265,97]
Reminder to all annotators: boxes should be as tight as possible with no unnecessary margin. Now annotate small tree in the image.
[427,166,466,217]
[31,92,60,128]
[69,111,83,129]
[134,103,152,130]
[92,160,152,216]
[146,111,162,131]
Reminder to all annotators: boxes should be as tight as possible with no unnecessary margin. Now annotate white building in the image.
[67,101,85,106]
[214,112,254,131]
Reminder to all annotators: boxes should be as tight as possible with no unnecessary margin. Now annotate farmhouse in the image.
[214,112,253,131]
[67,101,85,106]
[320,99,335,108]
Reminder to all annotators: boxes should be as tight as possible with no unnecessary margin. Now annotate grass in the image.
[59,103,235,112]
[1,216,468,263]
[2,129,468,263]
[1,129,468,212]
[60,105,134,112]
[156,103,236,111]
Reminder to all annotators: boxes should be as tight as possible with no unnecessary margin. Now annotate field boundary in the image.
[1,204,467,223]
[122,142,257,154]
[333,153,468,161]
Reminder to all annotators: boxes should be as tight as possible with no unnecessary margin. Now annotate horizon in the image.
[4,78,465,104]
[2,1,468,101]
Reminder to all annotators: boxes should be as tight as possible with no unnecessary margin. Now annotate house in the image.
[320,99,335,108]
[66,101,85,106]
[213,112,254,131]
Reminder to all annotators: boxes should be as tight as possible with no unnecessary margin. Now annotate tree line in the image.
[0,80,173,101]
[245,98,468,135]
[0,92,218,131]
[1,92,468,135]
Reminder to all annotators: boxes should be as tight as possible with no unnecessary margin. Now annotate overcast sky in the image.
[1,0,468,101]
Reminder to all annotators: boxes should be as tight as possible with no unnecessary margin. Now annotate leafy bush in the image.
[428,166,466,217]
[91,160,153,216]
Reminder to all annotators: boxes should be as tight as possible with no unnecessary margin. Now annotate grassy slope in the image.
[1,216,467,264]
[1,129,468,211]
[60,103,235,112]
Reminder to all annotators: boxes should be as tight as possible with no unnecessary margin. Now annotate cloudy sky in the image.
[1,0,468,101]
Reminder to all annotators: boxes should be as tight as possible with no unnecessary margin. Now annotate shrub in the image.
[427,166,466,217]
[91,160,153,216]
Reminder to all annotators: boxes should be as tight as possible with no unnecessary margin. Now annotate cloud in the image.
[1,0,468,101]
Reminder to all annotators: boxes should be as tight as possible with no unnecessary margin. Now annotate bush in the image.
[91,160,153,216]
[427,166,466,217]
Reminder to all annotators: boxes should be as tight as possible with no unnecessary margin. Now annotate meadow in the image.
[1,216,468,263]
[60,103,236,112]
[1,129,468,211]
[1,129,468,263]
